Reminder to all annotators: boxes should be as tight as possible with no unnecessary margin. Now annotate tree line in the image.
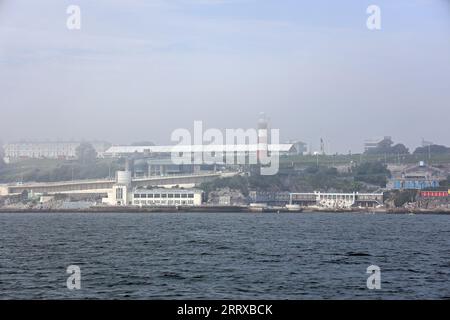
[365,137,450,155]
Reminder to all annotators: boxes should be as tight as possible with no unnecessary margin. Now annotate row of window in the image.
[134,193,195,199]
[134,200,195,205]
[6,152,76,156]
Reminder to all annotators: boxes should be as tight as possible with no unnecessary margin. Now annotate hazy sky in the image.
[0,0,449,153]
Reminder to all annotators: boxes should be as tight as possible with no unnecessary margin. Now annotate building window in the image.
[168,194,174,198]
[154,194,160,198]
[116,188,123,200]
[174,194,180,198]
[148,194,153,198]
[161,194,167,198]
[181,194,187,198]
[141,194,147,198]
[188,194,194,198]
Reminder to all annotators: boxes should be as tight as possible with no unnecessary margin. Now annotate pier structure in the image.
[289,192,384,208]
[0,172,235,196]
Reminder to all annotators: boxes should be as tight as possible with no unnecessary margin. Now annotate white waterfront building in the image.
[131,188,203,207]
[101,170,203,207]
[289,192,384,209]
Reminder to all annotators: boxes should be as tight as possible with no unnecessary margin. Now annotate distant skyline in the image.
[0,0,449,153]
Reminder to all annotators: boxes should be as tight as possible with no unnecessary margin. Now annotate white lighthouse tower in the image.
[257,113,269,163]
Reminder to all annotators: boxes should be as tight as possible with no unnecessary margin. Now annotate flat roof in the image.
[105,144,295,154]
[134,188,202,194]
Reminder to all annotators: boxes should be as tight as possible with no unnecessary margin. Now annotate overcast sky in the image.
[0,0,449,153]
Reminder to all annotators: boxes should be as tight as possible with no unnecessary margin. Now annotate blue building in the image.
[390,179,440,190]
[387,163,446,190]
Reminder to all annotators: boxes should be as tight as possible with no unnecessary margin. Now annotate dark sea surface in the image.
[0,212,449,299]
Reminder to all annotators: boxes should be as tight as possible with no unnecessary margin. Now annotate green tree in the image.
[353,161,391,187]
[440,176,450,188]
[75,142,97,164]
[365,138,410,155]
[391,143,409,154]
[393,190,417,207]
[414,144,450,155]
[200,175,249,196]
[354,161,390,175]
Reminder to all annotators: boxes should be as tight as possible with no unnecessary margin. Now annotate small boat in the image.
[249,203,266,213]
[285,204,302,212]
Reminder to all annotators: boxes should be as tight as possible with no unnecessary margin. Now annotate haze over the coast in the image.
[0,0,449,152]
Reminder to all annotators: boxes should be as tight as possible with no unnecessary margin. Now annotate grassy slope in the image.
[280,153,450,167]
[0,158,122,183]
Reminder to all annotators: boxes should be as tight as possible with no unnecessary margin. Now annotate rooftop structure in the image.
[103,144,296,158]
[363,136,392,152]
[286,140,308,155]
[3,141,110,161]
